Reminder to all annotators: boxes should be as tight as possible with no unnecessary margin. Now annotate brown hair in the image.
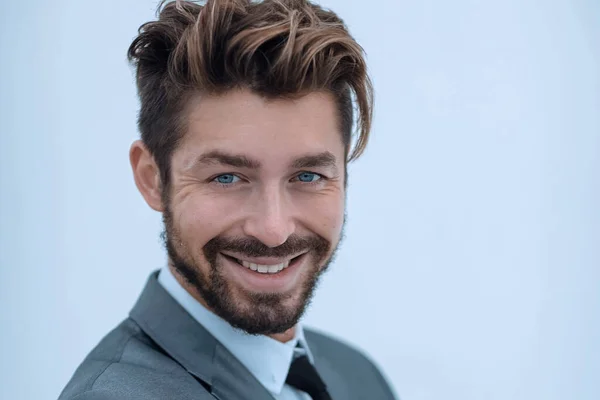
[127,0,373,189]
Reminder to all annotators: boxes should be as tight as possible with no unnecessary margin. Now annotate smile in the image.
[221,253,305,275]
[240,260,290,274]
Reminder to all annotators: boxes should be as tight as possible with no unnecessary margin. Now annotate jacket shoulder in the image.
[59,319,212,400]
[304,328,399,400]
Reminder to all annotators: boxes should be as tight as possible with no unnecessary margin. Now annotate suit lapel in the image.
[305,331,349,400]
[129,271,274,400]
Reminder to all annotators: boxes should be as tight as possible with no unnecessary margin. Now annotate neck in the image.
[269,327,296,343]
[168,264,298,343]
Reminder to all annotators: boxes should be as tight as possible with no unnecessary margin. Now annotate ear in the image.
[130,140,164,212]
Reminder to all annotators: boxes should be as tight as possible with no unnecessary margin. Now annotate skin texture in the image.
[130,89,346,343]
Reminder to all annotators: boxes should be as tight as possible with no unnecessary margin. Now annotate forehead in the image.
[178,89,344,163]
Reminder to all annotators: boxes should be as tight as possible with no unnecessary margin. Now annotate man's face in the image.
[163,89,346,335]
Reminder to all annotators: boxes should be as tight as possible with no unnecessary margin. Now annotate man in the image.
[59,0,397,399]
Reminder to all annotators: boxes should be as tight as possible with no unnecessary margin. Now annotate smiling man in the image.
[59,1,397,399]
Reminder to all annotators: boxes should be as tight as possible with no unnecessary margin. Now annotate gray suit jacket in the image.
[59,271,397,400]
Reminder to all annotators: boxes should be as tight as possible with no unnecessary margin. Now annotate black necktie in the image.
[285,355,332,400]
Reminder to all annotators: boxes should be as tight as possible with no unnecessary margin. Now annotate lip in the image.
[220,251,307,266]
[220,252,308,292]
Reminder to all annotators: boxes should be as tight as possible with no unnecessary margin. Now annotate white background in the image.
[1,0,599,399]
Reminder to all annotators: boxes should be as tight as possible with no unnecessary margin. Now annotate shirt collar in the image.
[158,266,314,395]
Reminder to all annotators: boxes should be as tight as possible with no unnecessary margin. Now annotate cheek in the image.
[327,201,345,242]
[174,194,235,246]
[298,192,345,240]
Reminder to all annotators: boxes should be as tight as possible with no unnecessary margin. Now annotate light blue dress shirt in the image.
[158,266,312,400]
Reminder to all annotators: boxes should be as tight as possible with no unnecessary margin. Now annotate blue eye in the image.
[214,174,240,185]
[296,172,321,183]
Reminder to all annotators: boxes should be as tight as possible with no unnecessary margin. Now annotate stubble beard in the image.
[161,205,344,335]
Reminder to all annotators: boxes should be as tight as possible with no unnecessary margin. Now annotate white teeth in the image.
[258,265,269,273]
[241,260,290,274]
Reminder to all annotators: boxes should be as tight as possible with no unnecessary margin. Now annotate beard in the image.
[161,205,344,335]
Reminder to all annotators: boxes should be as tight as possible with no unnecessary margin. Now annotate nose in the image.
[242,185,295,248]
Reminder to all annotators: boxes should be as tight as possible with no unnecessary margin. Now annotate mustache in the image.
[203,234,330,260]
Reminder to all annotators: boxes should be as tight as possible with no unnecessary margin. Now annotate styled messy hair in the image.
[127,0,373,188]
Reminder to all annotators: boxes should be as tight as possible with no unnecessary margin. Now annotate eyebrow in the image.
[194,150,261,169]
[290,152,338,172]
[193,150,339,173]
